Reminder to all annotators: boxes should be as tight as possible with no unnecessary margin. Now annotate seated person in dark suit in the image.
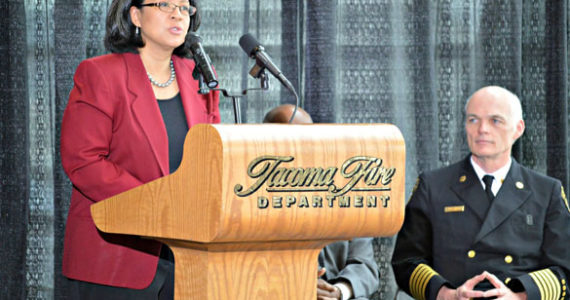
[392,86,570,300]
[263,104,380,300]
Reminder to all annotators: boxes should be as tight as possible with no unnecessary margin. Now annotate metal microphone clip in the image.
[192,65,210,95]
[248,65,270,90]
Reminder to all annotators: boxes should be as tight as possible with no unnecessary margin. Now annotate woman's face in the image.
[130,1,192,54]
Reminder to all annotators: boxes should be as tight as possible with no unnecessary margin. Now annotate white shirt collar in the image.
[470,156,512,195]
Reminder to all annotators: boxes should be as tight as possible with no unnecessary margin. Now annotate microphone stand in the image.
[218,73,269,124]
[212,72,271,124]
[195,63,299,124]
[194,65,268,124]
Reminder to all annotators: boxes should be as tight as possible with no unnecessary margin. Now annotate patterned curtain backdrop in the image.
[1,0,569,299]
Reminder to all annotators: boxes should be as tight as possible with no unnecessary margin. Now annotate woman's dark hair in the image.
[104,0,201,57]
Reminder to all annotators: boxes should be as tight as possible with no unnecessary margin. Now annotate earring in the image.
[135,27,140,36]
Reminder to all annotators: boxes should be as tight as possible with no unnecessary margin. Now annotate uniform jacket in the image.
[319,238,380,299]
[60,52,220,289]
[392,156,570,300]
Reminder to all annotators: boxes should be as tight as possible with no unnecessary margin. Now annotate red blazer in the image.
[60,52,220,288]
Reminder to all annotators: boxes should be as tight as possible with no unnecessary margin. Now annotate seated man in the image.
[392,86,570,300]
[317,238,381,300]
[264,104,380,300]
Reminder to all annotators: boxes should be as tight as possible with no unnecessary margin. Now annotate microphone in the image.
[188,33,218,89]
[238,33,295,92]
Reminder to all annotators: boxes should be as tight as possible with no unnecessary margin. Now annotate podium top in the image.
[91,123,406,243]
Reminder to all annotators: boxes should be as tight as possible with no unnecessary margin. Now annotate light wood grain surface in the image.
[91,123,406,299]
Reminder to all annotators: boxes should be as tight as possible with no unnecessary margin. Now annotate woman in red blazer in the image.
[60,0,220,298]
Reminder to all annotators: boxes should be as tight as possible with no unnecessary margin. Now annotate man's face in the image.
[465,88,524,162]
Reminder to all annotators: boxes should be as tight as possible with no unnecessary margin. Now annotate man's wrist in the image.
[335,285,344,300]
[334,281,352,300]
[436,285,455,300]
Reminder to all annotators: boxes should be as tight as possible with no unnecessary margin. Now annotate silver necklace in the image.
[147,60,176,88]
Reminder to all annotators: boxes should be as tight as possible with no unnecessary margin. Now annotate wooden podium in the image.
[91,123,405,300]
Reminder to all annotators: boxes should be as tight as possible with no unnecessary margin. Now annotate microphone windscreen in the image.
[239,33,259,56]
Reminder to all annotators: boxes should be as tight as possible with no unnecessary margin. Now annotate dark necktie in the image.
[482,175,495,201]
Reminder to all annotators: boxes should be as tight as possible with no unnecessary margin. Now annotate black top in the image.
[157,93,189,174]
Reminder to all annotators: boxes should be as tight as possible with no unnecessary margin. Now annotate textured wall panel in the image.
[0,1,30,298]
[305,0,338,123]
[24,0,56,298]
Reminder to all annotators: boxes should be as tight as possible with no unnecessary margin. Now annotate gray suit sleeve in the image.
[325,238,380,298]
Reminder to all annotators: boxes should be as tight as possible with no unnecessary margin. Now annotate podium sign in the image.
[91,123,405,299]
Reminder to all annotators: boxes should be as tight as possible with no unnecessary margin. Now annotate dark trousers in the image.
[67,247,175,300]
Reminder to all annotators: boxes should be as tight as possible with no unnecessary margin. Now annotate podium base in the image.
[161,239,335,300]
